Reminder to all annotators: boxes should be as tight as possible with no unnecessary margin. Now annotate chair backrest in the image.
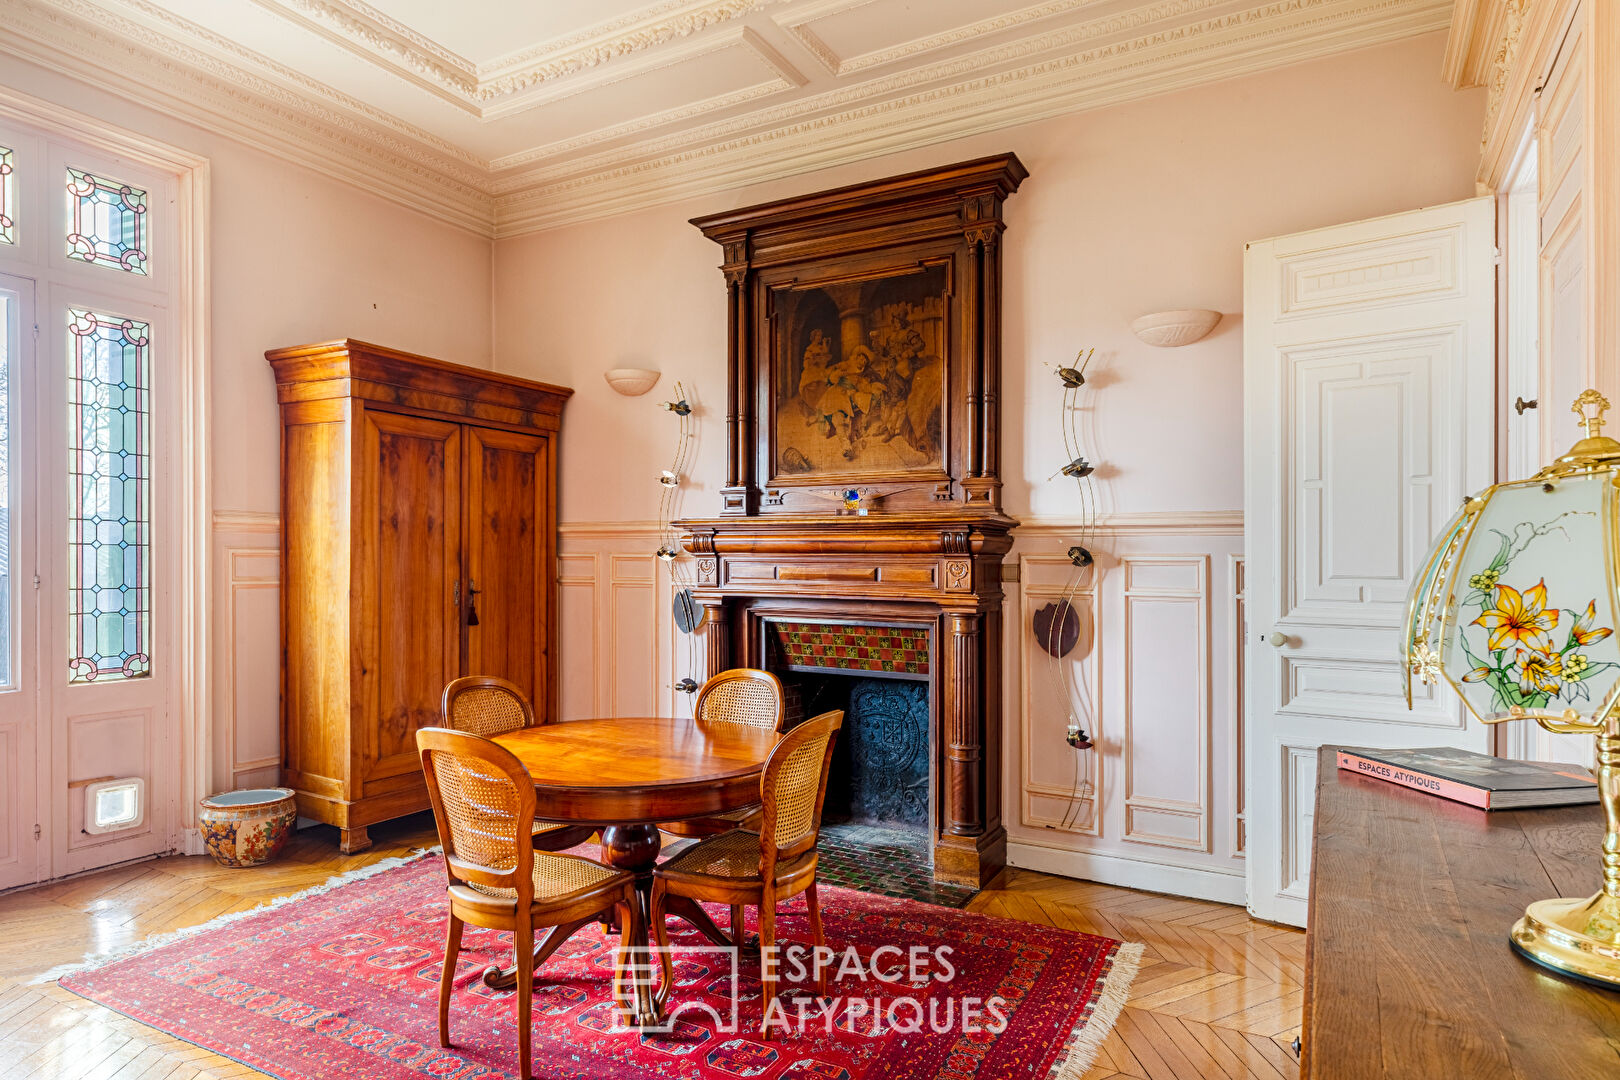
[759,709,843,868]
[695,668,785,732]
[442,675,534,737]
[417,727,535,900]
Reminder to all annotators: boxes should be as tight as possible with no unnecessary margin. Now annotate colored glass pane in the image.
[0,146,13,245]
[67,308,151,683]
[65,167,147,274]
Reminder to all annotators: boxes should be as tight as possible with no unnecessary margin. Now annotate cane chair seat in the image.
[456,851,627,904]
[659,829,763,879]
[710,803,763,825]
[531,820,580,839]
[659,828,815,883]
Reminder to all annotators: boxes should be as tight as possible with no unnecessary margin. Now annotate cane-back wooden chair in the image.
[650,709,843,1037]
[660,668,785,841]
[442,676,595,852]
[418,728,641,1080]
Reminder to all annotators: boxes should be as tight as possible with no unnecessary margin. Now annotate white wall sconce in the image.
[1130,309,1222,347]
[604,367,661,396]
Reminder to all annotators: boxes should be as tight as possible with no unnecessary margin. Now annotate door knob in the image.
[1515,396,1538,415]
[1267,631,1289,647]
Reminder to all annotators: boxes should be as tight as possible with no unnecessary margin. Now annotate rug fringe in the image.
[35,852,431,985]
[1049,940,1144,1079]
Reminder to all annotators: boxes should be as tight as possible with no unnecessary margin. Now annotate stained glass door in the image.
[0,272,42,891]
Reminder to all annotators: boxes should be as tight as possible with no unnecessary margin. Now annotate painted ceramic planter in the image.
[199,788,297,868]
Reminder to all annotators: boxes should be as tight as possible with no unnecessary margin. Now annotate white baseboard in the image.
[1006,841,1247,905]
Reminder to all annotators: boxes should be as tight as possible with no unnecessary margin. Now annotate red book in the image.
[1335,746,1597,810]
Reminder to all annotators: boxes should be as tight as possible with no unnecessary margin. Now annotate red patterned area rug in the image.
[59,854,1141,1080]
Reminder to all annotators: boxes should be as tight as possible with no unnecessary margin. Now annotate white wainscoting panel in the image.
[1122,554,1210,851]
[1278,739,1320,902]
[1017,558,1100,838]
[211,511,281,793]
[556,523,687,722]
[1006,515,1244,902]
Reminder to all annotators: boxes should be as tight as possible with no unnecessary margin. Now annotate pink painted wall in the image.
[493,33,1486,895]
[2,57,496,518]
[2,57,495,796]
[492,32,1485,524]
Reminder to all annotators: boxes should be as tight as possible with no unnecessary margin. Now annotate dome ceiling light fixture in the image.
[1129,309,1221,347]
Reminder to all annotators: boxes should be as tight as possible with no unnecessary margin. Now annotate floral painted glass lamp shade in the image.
[1403,389,1620,989]
[1440,472,1620,726]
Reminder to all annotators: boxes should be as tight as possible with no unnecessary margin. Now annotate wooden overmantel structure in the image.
[678,155,1026,888]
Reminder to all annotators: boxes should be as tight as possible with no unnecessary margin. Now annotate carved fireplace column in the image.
[942,610,984,837]
[696,596,730,680]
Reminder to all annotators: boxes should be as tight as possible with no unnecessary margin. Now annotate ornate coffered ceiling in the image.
[0,0,1454,236]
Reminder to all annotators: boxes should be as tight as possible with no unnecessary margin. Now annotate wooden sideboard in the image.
[267,340,572,853]
[1304,746,1620,1077]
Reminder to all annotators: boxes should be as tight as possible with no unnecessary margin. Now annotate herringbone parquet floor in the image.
[0,814,1304,1079]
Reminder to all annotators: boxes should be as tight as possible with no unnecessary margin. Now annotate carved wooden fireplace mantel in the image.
[678,155,1026,888]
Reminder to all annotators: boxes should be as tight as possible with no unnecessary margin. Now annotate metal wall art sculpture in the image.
[657,383,702,694]
[1031,349,1099,830]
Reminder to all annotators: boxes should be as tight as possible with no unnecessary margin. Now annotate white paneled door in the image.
[0,273,41,891]
[1243,198,1496,926]
[0,118,184,888]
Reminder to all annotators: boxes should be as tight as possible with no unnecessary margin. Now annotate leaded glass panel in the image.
[67,308,150,682]
[0,146,14,246]
[65,167,147,274]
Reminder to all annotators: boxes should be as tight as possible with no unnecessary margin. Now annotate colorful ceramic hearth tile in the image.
[770,622,930,676]
[59,855,1137,1080]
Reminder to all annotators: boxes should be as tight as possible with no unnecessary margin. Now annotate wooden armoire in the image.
[267,339,572,853]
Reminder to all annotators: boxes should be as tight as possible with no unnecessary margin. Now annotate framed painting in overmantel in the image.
[769,262,951,485]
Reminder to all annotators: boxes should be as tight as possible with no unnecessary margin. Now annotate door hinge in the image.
[32,824,41,840]
[32,572,41,590]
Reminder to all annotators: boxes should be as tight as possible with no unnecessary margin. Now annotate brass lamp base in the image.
[1509,892,1620,988]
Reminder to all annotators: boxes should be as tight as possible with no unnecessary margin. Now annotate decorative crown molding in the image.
[2,0,495,232]
[2,0,1453,238]
[246,0,794,115]
[493,0,1452,234]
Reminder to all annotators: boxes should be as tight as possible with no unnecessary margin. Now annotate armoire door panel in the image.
[270,339,571,852]
[465,426,551,711]
[360,409,462,782]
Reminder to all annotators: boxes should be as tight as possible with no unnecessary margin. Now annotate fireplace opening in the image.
[780,672,930,830]
[758,618,978,906]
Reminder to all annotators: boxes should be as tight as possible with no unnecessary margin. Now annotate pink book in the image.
[1335,747,1597,810]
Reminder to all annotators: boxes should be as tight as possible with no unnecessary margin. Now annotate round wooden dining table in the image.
[488,715,779,1025]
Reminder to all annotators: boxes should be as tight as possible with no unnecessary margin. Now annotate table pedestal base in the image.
[479,823,744,1026]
